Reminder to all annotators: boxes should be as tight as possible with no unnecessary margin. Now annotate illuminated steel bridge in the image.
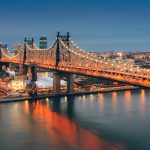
[0,32,150,91]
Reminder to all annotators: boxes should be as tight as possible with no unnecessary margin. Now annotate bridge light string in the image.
[70,39,142,70]
[70,39,121,66]
[25,39,56,51]
[33,40,56,50]
[70,39,103,58]
[60,40,95,66]
[60,39,117,66]
[60,39,150,77]
[59,39,115,69]
[5,45,23,53]
[1,38,150,78]
[1,48,21,58]
[68,40,100,61]
[61,39,129,71]
[59,39,95,60]
[7,39,144,75]
[2,48,12,56]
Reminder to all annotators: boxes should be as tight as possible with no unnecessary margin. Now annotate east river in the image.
[0,89,150,150]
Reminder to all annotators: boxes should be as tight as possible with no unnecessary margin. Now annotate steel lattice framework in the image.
[1,35,150,87]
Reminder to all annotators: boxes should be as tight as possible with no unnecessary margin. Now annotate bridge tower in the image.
[21,37,27,75]
[21,37,34,76]
[53,32,61,94]
[53,32,74,94]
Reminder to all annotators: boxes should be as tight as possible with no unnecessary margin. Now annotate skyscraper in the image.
[39,35,47,49]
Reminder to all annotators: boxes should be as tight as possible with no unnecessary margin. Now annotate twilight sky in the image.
[0,0,150,51]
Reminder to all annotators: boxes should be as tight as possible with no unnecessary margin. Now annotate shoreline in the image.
[0,86,141,103]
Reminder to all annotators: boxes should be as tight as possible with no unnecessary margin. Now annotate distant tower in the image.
[0,43,7,49]
[39,35,47,49]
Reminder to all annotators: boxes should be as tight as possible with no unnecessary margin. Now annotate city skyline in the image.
[0,0,150,51]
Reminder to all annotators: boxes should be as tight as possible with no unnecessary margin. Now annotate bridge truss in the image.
[0,32,150,88]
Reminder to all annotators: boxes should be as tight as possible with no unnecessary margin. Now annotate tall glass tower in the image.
[39,35,47,49]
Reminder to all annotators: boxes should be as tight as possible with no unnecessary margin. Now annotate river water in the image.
[0,89,150,150]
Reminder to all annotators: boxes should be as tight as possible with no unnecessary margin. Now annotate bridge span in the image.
[1,32,150,92]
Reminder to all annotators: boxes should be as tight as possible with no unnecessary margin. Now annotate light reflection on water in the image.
[98,93,105,113]
[0,89,150,150]
[124,90,132,116]
[0,98,125,150]
[139,89,146,117]
[112,92,118,113]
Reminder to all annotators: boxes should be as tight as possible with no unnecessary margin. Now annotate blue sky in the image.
[0,0,150,51]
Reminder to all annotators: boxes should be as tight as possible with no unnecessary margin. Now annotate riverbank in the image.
[0,85,141,103]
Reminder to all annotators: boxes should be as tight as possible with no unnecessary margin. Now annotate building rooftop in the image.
[40,35,47,40]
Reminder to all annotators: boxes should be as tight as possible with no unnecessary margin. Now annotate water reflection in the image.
[124,90,132,116]
[3,89,150,149]
[90,94,94,104]
[21,100,124,150]
[140,89,146,117]
[17,90,150,149]
[66,96,75,118]
[24,100,29,113]
[98,93,105,113]
[112,92,118,113]
[82,95,86,110]
[50,97,61,112]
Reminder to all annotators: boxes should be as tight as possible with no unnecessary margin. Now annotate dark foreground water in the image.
[0,89,150,150]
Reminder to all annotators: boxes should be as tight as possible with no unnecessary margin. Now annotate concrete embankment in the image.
[0,86,140,103]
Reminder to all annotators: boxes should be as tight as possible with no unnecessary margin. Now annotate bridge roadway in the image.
[1,57,150,88]
[46,65,150,88]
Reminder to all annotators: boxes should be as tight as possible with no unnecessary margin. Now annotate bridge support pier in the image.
[66,74,74,93]
[28,64,37,96]
[27,64,37,81]
[53,71,61,94]
[22,65,28,76]
[19,64,23,75]
[53,72,74,94]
